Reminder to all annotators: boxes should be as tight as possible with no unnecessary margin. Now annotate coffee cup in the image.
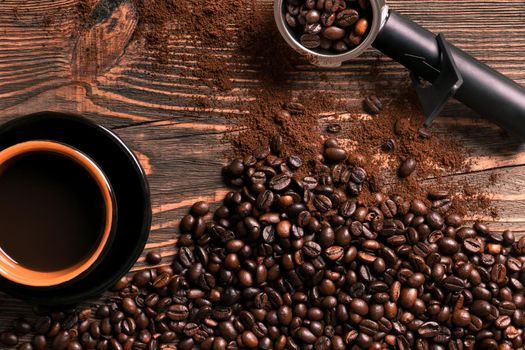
[0,140,117,287]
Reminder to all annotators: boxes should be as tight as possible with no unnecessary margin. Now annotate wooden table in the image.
[0,0,524,326]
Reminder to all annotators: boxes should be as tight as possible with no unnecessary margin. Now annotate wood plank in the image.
[0,0,523,326]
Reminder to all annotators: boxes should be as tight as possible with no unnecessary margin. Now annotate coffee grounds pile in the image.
[325,87,496,219]
[0,140,521,350]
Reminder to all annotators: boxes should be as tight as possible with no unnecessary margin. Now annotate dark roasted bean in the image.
[51,331,69,350]
[300,33,321,48]
[398,158,417,178]
[363,95,382,114]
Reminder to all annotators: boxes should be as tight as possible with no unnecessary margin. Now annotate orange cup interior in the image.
[0,141,114,287]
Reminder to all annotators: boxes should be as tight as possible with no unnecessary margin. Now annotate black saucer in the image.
[0,112,151,305]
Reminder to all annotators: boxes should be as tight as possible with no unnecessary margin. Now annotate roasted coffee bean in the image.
[285,12,297,27]
[442,276,465,292]
[283,102,305,115]
[190,201,209,216]
[418,321,440,337]
[51,331,69,350]
[241,331,258,348]
[491,263,507,284]
[300,33,321,48]
[452,308,471,327]
[432,198,452,214]
[363,95,382,114]
[286,155,303,170]
[350,298,369,316]
[326,124,342,134]
[324,147,347,162]
[438,237,460,255]
[325,245,344,261]
[32,336,46,350]
[400,288,418,308]
[398,158,417,178]
[152,272,171,288]
[426,211,444,229]
[336,9,359,27]
[121,298,138,315]
[382,139,396,152]
[313,194,332,212]
[13,319,32,336]
[112,276,131,291]
[167,305,189,321]
[297,327,316,344]
[133,270,151,286]
[305,9,320,23]
[19,343,33,350]
[256,190,274,210]
[322,26,346,40]
[302,241,321,258]
[464,237,482,253]
[0,332,18,347]
[34,317,52,335]
[354,18,368,35]
[359,319,378,335]
[269,174,291,191]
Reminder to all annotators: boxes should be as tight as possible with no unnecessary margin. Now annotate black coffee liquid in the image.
[0,151,106,272]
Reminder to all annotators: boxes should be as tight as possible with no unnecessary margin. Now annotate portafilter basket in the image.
[275,0,525,136]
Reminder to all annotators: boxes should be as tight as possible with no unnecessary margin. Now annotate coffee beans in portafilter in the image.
[285,0,372,52]
[2,139,525,350]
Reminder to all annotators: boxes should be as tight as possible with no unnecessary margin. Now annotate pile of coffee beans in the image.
[2,136,525,350]
[284,0,372,52]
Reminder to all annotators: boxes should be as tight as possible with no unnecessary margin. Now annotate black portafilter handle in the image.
[372,10,525,136]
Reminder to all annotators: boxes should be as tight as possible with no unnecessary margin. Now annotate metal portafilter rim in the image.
[274,0,389,67]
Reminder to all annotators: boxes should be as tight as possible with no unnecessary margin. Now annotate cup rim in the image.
[0,140,116,287]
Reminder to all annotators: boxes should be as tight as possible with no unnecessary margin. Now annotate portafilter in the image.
[275,0,525,136]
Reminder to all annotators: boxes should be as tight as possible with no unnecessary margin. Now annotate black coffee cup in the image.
[0,140,117,287]
[0,113,151,305]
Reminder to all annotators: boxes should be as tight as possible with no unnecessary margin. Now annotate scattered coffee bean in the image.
[145,250,162,265]
[284,102,305,115]
[51,331,69,350]
[398,158,417,178]
[381,139,395,152]
[363,95,383,114]
[418,127,431,139]
[0,332,18,347]
[326,123,342,134]
[324,147,347,162]
[19,343,32,350]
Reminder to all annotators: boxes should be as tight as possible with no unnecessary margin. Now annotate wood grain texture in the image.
[0,0,524,322]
